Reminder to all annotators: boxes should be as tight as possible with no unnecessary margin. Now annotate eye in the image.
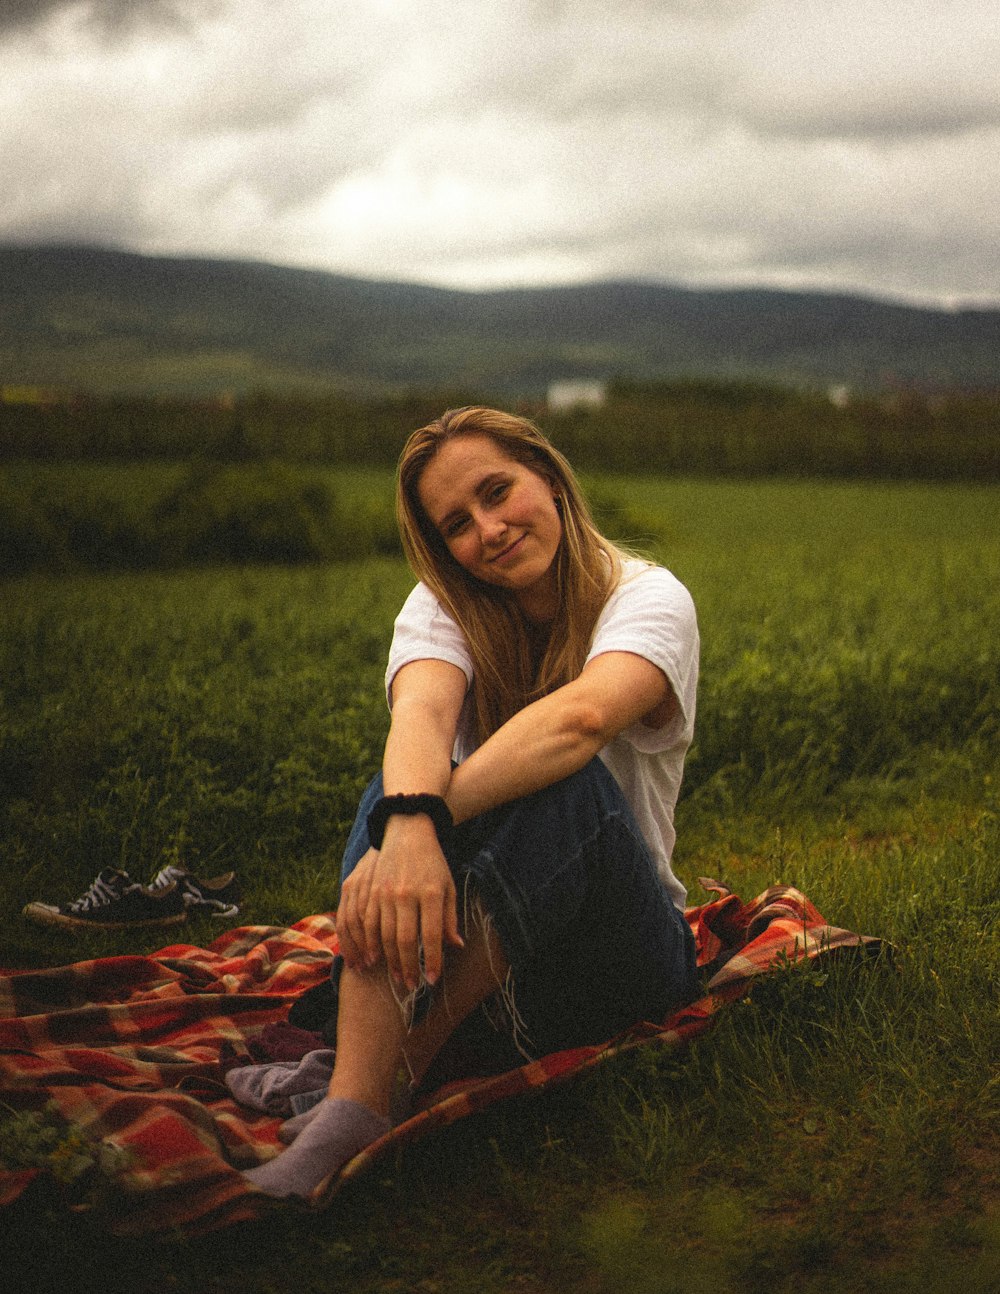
[487,481,510,504]
[444,515,469,539]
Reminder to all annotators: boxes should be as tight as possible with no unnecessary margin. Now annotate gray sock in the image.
[278,1102,322,1144]
[279,1067,412,1144]
[244,1097,389,1199]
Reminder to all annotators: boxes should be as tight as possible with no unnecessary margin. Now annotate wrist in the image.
[367,793,454,850]
[380,813,440,848]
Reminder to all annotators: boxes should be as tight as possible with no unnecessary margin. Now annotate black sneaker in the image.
[23,868,188,930]
[149,865,241,919]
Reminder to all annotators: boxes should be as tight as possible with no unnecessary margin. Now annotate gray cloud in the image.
[0,0,213,37]
[1,0,997,305]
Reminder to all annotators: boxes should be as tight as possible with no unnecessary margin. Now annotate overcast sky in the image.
[3,0,998,306]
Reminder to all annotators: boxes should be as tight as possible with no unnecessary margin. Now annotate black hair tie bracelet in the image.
[367,793,454,850]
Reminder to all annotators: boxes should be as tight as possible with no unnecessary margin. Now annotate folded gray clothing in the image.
[224,1048,336,1116]
[289,1087,327,1116]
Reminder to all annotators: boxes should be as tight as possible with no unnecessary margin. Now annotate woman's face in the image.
[417,433,564,623]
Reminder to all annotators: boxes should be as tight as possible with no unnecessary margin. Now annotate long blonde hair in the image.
[397,406,624,741]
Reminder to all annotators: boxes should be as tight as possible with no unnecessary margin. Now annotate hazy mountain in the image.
[2,244,998,398]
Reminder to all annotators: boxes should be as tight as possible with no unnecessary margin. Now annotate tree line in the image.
[2,381,998,479]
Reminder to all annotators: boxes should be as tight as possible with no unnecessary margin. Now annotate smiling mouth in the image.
[490,534,526,564]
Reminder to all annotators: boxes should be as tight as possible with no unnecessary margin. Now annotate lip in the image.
[489,533,527,565]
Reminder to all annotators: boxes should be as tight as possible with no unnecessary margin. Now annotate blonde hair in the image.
[397,406,624,741]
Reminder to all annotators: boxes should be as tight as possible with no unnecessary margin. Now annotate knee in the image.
[535,756,630,830]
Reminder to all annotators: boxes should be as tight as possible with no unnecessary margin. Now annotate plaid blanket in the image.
[0,879,879,1237]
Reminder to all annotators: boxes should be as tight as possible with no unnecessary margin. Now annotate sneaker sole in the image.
[22,903,188,931]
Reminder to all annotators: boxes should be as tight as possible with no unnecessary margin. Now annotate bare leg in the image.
[400,905,509,1090]
[326,964,410,1116]
[245,915,509,1198]
[328,908,509,1107]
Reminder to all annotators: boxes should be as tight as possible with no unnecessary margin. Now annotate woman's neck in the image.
[514,572,559,627]
[524,614,552,675]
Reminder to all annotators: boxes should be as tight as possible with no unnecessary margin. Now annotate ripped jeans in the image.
[328,757,698,1072]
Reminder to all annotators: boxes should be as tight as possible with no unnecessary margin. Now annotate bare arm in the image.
[336,658,468,988]
[446,650,676,824]
[337,650,675,988]
[381,659,466,799]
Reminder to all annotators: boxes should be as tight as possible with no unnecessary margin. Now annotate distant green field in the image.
[607,476,1000,803]
[2,474,998,1292]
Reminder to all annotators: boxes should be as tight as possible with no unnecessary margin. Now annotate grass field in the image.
[2,474,998,1292]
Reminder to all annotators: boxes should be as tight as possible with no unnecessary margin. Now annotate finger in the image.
[394,900,423,990]
[337,919,361,968]
[352,895,377,965]
[351,873,377,965]
[335,887,363,967]
[419,896,445,987]
[443,888,465,952]
[379,902,402,984]
[337,849,380,964]
[363,892,384,969]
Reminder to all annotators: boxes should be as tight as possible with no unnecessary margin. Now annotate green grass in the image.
[1,475,998,1292]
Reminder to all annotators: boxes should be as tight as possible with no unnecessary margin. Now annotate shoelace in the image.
[67,872,129,913]
[149,865,185,892]
[151,866,205,904]
[149,864,238,915]
[150,866,205,906]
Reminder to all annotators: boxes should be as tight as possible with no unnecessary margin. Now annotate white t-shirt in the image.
[385,559,699,909]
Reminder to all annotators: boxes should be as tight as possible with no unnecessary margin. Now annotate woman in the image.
[246,406,700,1198]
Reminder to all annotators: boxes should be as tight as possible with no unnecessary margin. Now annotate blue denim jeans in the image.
[334,757,698,1063]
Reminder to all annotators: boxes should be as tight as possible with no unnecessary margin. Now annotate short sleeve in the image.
[385,582,474,707]
[586,562,699,752]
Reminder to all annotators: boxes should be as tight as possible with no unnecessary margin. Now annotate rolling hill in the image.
[2,244,998,398]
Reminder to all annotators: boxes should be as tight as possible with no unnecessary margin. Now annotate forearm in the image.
[381,693,456,798]
[446,651,673,825]
[446,689,604,824]
[340,691,461,983]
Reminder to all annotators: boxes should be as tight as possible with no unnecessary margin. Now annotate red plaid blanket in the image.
[0,880,878,1237]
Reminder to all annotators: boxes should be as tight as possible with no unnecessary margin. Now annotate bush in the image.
[0,479,66,574]
[0,463,401,574]
[154,461,341,564]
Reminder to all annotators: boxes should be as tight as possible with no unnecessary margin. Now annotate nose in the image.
[476,508,507,548]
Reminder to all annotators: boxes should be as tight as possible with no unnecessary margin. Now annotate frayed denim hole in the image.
[456,875,535,1062]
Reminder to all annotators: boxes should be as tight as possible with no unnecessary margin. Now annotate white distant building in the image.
[547,380,607,412]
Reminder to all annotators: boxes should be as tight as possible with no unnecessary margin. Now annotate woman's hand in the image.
[336,656,466,985]
[335,818,464,990]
